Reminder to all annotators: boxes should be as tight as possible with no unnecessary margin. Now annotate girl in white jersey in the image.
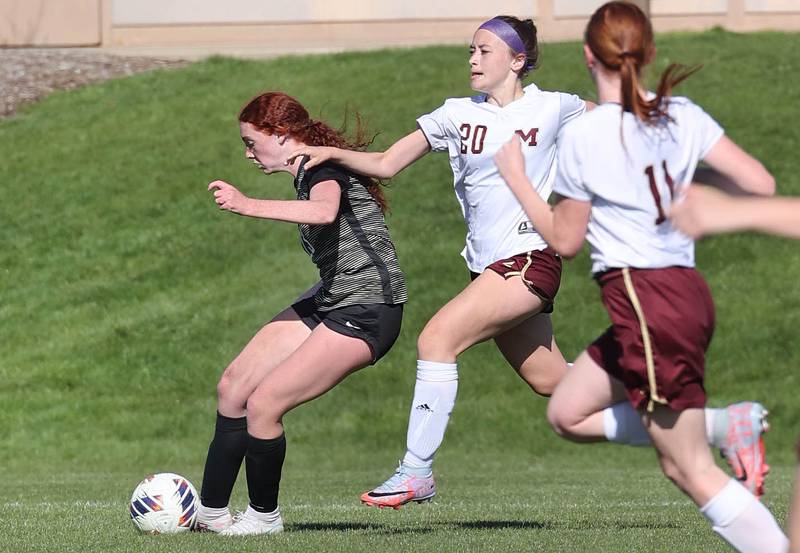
[289,15,586,508]
[495,3,787,551]
[290,14,764,509]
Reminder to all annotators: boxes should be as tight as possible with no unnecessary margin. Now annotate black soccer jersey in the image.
[294,158,408,310]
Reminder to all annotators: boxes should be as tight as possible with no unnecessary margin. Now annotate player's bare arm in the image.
[287,129,430,178]
[670,185,800,239]
[494,136,589,257]
[699,135,775,196]
[208,178,341,224]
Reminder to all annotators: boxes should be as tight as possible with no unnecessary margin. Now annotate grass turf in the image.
[0,28,798,551]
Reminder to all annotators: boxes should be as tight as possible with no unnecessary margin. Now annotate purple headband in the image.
[478,17,526,56]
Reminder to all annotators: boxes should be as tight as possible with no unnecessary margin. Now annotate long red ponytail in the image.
[585,1,700,125]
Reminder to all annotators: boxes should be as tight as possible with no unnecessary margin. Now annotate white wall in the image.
[111,0,537,25]
[552,0,607,17]
[745,0,800,12]
[651,0,728,15]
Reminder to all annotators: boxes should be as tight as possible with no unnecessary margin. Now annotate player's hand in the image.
[286,146,334,170]
[494,135,527,190]
[208,180,250,215]
[669,185,731,239]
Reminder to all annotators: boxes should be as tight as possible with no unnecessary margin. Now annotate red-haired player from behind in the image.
[495,2,787,551]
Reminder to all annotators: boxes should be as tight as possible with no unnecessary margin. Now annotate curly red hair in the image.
[239,92,388,213]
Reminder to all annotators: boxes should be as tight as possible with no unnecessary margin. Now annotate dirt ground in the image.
[0,48,186,117]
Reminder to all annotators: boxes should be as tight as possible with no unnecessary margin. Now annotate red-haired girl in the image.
[195,92,407,535]
[494,3,787,550]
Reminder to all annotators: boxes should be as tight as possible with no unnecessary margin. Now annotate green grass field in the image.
[1,29,798,551]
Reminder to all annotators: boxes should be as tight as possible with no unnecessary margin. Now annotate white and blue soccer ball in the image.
[129,472,198,534]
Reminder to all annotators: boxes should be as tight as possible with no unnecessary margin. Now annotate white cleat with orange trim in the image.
[719,402,770,499]
[361,463,436,509]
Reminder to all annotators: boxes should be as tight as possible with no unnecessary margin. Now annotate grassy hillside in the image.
[0,30,798,551]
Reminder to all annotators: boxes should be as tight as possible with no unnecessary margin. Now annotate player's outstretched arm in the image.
[699,135,775,197]
[286,129,430,179]
[494,136,590,257]
[669,185,800,239]
[208,179,341,225]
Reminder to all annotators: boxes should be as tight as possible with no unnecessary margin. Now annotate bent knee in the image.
[417,322,460,360]
[216,371,239,404]
[523,370,561,396]
[518,361,566,397]
[546,401,578,438]
[246,393,271,417]
[246,391,292,422]
[658,457,697,493]
[657,455,718,494]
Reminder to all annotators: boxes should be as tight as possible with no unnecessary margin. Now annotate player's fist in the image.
[494,135,526,190]
[669,185,732,239]
[208,180,250,214]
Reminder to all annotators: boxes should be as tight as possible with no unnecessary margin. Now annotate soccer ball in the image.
[129,472,198,534]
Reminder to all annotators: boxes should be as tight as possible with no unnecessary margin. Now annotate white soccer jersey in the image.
[417,83,585,273]
[553,97,724,274]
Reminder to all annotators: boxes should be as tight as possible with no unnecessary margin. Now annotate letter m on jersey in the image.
[515,128,539,146]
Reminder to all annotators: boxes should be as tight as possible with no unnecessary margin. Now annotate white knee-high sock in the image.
[602,401,723,446]
[701,479,788,552]
[402,360,458,470]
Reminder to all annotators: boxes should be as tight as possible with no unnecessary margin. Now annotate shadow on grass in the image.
[290,519,556,533]
[453,520,554,530]
[565,519,683,531]
[289,521,435,535]
[291,518,681,534]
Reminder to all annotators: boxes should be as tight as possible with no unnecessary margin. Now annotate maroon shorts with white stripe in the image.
[471,248,563,313]
[587,267,715,411]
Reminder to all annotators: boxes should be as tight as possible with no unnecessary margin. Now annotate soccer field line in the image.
[0,499,690,511]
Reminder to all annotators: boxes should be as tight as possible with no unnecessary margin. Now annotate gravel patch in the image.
[0,48,187,117]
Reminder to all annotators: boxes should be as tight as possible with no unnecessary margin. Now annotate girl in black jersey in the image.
[195,92,407,536]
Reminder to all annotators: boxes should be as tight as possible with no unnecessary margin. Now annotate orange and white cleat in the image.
[360,463,436,509]
[719,402,770,499]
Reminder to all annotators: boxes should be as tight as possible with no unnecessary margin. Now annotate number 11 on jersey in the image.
[645,161,675,225]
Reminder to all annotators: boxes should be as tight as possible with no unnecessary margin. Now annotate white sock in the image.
[198,504,229,519]
[602,402,652,445]
[402,360,458,471]
[701,479,788,552]
[704,407,732,448]
[602,402,721,446]
[245,504,281,523]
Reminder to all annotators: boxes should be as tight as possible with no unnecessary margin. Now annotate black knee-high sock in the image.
[245,433,286,513]
[200,412,249,508]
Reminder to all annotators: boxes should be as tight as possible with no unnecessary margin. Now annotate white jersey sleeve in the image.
[416,105,451,152]
[558,93,586,126]
[685,101,724,160]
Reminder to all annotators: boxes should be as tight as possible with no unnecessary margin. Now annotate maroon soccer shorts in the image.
[472,248,562,313]
[587,267,715,411]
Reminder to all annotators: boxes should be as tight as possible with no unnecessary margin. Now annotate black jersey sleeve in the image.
[306,163,351,192]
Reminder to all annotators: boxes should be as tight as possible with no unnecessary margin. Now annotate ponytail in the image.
[586,1,700,125]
